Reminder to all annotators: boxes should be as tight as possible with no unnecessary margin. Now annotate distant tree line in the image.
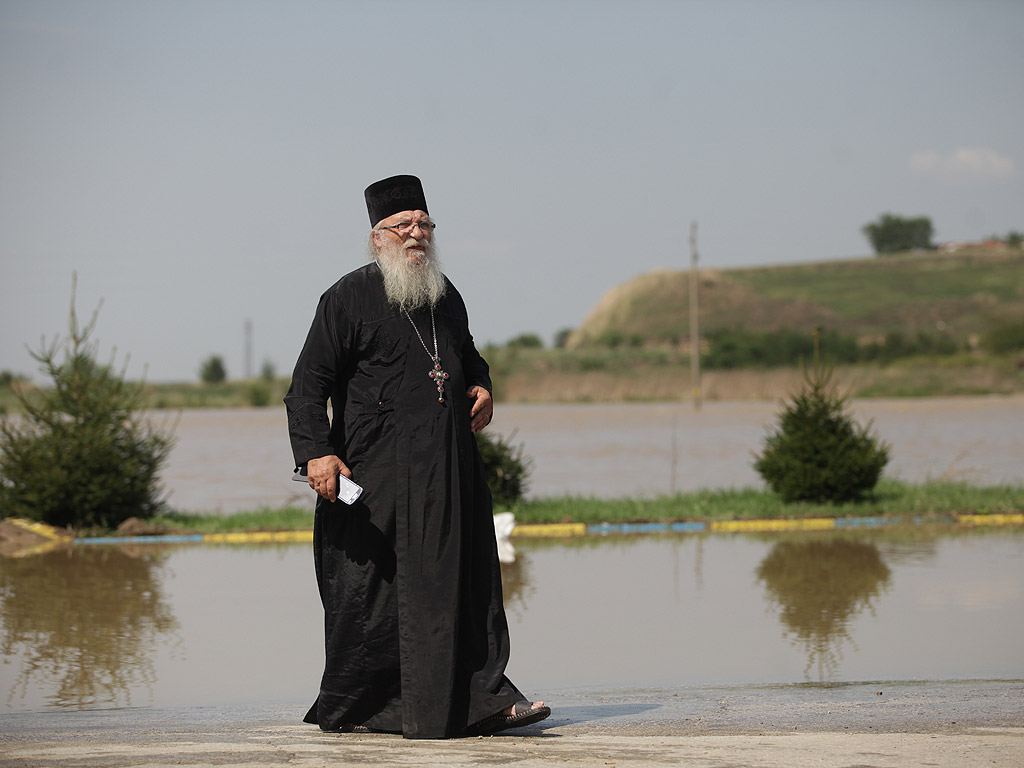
[703,327,962,369]
[863,213,1023,255]
[990,230,1023,248]
[500,322,1024,365]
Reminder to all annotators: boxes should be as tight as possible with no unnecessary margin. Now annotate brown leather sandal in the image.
[469,700,551,736]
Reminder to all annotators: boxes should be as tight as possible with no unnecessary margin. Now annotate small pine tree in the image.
[754,334,889,503]
[0,279,175,529]
[475,430,532,507]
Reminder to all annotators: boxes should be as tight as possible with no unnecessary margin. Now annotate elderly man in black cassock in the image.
[285,175,549,739]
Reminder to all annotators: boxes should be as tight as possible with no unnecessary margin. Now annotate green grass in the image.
[728,249,1024,326]
[148,506,315,533]
[134,480,1023,536]
[502,480,1024,524]
[483,345,678,378]
[143,378,291,410]
[572,247,1024,347]
[1,377,293,413]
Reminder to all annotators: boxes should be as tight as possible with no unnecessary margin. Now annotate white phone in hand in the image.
[334,474,364,505]
[292,467,364,505]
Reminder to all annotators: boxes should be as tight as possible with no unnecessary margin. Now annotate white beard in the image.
[372,235,447,311]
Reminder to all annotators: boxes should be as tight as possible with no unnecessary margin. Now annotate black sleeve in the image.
[446,281,492,394]
[284,288,350,467]
[462,328,492,394]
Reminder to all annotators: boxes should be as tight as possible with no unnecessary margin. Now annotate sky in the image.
[2,0,1022,384]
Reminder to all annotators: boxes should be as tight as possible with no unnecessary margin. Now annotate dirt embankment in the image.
[0,518,70,557]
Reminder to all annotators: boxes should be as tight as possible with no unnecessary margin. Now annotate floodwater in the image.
[3,396,1022,714]
[1,527,1021,712]
[159,396,1024,513]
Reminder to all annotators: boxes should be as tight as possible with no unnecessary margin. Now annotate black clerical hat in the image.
[364,175,429,226]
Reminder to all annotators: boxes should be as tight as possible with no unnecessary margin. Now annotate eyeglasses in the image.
[377,219,436,236]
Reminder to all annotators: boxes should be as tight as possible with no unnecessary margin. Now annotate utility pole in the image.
[244,319,253,379]
[689,221,701,411]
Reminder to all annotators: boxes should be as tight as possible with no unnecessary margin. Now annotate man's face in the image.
[372,210,433,265]
[371,209,446,310]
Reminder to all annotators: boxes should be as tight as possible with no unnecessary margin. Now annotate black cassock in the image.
[285,262,523,739]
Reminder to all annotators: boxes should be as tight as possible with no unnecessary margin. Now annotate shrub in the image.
[553,328,573,349]
[981,319,1024,354]
[260,359,276,381]
[507,333,544,349]
[199,355,227,384]
[0,282,175,529]
[860,330,959,362]
[246,382,271,407]
[754,337,889,503]
[475,429,532,507]
[705,328,859,369]
[596,330,625,348]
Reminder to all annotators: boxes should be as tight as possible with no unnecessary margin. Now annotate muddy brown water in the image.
[158,396,1024,513]
[3,396,1022,713]
[1,527,1021,712]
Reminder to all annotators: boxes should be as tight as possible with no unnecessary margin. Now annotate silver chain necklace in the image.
[403,306,449,404]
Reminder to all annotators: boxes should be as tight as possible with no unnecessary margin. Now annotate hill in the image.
[567,248,1024,348]
[478,247,1024,403]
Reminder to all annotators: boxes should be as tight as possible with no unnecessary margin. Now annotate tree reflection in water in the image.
[756,536,891,682]
[0,545,179,708]
[499,552,534,620]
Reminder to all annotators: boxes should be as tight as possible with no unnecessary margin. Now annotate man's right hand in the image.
[307,454,352,503]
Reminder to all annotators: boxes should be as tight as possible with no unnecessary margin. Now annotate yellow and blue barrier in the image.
[5,511,1021,550]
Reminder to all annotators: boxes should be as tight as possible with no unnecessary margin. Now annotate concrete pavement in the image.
[3,681,1023,767]
[4,727,1023,768]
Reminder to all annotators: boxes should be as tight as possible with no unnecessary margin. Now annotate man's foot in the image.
[500,701,545,718]
[468,700,551,736]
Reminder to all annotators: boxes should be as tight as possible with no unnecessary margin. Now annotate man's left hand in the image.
[466,385,493,432]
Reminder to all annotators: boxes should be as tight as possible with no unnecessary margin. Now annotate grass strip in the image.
[501,479,1024,524]
[147,506,315,534]
[143,480,1024,535]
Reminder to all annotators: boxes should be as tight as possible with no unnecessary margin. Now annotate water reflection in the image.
[756,538,892,681]
[1,528,1021,712]
[0,545,179,708]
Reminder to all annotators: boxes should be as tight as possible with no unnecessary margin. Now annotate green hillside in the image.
[568,248,1024,348]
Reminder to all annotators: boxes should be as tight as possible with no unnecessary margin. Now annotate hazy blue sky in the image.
[2,0,1021,383]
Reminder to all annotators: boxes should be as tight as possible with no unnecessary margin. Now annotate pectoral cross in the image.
[404,306,449,407]
[428,358,449,404]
